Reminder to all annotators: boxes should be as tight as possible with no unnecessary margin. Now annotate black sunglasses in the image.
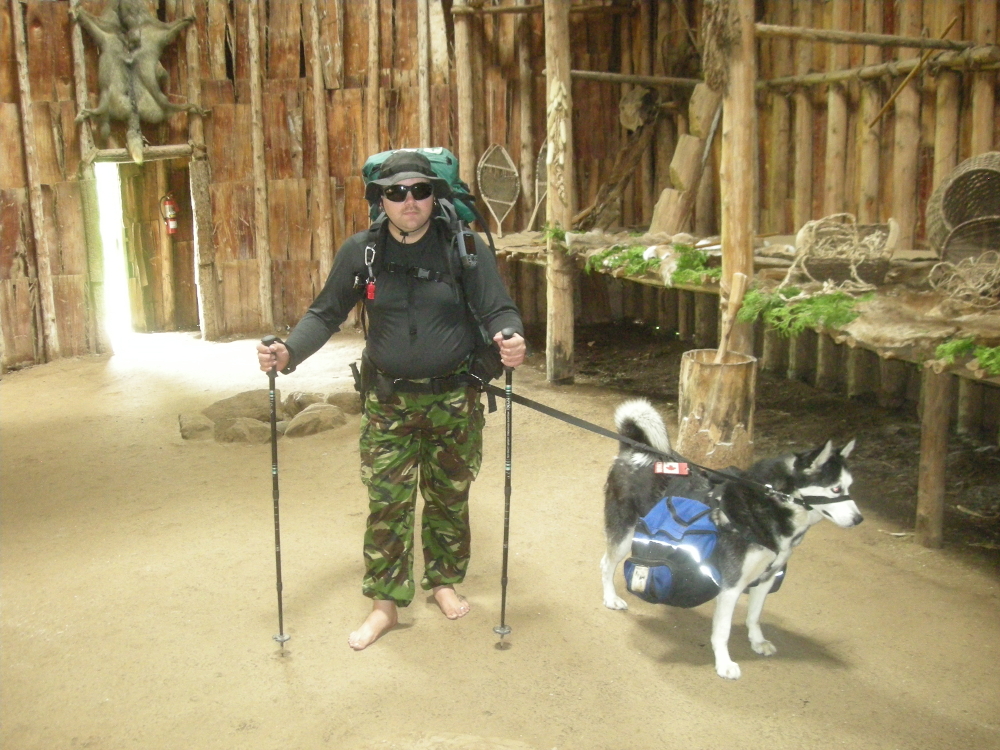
[383,183,434,202]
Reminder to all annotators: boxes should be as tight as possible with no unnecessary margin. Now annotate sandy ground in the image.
[2,329,999,750]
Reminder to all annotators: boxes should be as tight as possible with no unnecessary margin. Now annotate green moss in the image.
[584,244,660,276]
[935,337,977,364]
[973,345,1000,376]
[737,289,868,336]
[542,223,566,243]
[670,245,721,286]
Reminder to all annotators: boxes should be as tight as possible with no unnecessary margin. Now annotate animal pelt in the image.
[73,0,207,161]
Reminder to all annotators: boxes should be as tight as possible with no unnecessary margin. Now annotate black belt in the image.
[379,372,474,395]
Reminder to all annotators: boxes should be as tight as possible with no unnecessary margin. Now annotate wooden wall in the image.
[2,0,999,370]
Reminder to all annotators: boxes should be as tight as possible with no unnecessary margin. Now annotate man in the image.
[258,151,525,650]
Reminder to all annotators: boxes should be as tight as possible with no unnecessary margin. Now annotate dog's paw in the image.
[716,660,742,680]
[751,639,776,657]
[603,595,629,610]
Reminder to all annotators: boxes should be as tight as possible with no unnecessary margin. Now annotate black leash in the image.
[478,383,813,508]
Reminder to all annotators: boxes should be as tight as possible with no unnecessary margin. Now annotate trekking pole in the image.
[494,328,517,649]
[261,335,290,649]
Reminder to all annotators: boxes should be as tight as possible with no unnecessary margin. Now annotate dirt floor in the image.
[2,325,999,750]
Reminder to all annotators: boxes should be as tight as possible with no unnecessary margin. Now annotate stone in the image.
[283,391,327,419]
[284,403,347,438]
[327,391,362,415]
[202,389,280,423]
[178,412,214,440]
[214,417,271,444]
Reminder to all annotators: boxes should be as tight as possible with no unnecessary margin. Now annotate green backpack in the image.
[362,147,478,224]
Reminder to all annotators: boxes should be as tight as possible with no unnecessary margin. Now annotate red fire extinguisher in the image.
[160,194,178,235]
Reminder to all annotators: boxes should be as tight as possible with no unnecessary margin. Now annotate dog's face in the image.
[791,439,863,528]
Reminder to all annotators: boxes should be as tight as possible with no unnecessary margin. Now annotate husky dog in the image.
[601,399,862,679]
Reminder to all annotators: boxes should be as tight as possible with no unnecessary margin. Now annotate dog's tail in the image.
[614,399,670,454]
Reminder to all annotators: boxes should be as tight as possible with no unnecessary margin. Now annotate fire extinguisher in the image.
[160,194,178,235]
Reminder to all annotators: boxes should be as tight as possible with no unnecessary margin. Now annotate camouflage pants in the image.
[359,384,485,605]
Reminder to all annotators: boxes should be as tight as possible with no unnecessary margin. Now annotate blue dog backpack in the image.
[624,496,723,608]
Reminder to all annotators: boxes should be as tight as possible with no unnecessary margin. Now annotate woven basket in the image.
[943,216,1000,263]
[926,151,1000,257]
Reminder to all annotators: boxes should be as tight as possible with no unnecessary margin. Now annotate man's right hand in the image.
[257,340,290,373]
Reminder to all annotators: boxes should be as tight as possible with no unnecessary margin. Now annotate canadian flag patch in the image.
[654,461,689,475]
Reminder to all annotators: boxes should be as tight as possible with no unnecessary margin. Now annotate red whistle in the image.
[366,281,375,300]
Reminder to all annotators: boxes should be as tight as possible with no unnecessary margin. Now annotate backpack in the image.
[624,496,723,608]
[355,148,505,387]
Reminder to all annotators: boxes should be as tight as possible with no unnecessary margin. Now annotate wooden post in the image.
[858,1,884,224]
[892,1,921,250]
[417,0,431,146]
[637,0,654,222]
[658,287,678,333]
[677,289,693,341]
[12,0,60,361]
[787,330,816,383]
[544,0,575,383]
[366,0,380,158]
[916,368,953,548]
[970,0,997,155]
[878,357,909,409]
[792,0,813,231]
[815,333,842,391]
[846,345,878,398]
[248,0,273,330]
[694,291,717,348]
[183,0,219,341]
[518,0,534,226]
[761,327,788,373]
[719,0,756,356]
[933,1,963,188]
[765,1,791,234]
[156,161,176,330]
[71,0,110,354]
[956,379,984,436]
[823,0,850,216]
[308,0,334,281]
[455,0,475,188]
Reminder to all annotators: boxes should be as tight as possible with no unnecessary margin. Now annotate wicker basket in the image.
[926,152,1000,258]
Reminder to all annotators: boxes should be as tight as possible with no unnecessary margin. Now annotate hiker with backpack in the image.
[257,150,525,650]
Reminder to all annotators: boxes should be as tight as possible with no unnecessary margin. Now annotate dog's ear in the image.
[803,440,834,474]
[840,438,856,458]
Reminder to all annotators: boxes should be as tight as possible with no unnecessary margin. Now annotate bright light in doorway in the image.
[94,162,134,350]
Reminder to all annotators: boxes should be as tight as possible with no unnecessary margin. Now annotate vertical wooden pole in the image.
[970,0,997,155]
[892,0,922,250]
[638,0,654,222]
[956,379,984,436]
[933,1,963,188]
[787,330,816,383]
[155,161,176,330]
[823,0,850,216]
[544,0,575,383]
[792,0,813,230]
[184,0,219,340]
[366,0,380,159]
[248,0,273,330]
[694,292,717,348]
[719,0,756,356]
[12,0,60,360]
[455,0,475,188]
[761,327,788,373]
[846,346,878,398]
[71,0,110,354]
[916,368,952,548]
[308,0,334,281]
[878,357,909,409]
[858,0,884,224]
[815,333,842,391]
[417,0,430,147]
[766,0,791,234]
[517,0,534,228]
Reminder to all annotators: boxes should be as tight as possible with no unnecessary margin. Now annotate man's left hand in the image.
[494,331,526,369]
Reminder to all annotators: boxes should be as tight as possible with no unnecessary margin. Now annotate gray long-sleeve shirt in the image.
[283,222,523,379]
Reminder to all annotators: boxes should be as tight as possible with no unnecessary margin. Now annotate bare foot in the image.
[348,599,398,651]
[432,585,470,619]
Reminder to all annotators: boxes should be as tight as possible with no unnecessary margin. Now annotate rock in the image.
[284,391,327,419]
[202,390,280,423]
[214,417,271,444]
[178,412,215,440]
[284,403,347,437]
[327,391,362,415]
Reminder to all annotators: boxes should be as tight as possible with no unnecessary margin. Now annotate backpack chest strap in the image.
[383,261,451,283]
